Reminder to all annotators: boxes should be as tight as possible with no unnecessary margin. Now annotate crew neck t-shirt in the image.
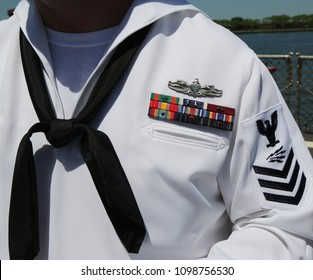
[46,26,118,119]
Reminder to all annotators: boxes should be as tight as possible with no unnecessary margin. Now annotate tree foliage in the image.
[214,14,313,32]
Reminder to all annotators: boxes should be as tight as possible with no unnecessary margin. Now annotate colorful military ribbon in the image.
[148,93,235,131]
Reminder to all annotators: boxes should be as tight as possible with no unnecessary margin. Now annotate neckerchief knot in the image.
[46,119,77,148]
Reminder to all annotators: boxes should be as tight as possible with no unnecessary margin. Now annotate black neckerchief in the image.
[9,25,151,260]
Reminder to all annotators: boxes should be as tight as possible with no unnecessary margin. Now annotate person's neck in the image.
[35,0,134,33]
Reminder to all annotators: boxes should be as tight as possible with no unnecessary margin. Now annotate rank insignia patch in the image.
[253,148,306,205]
[241,105,308,206]
[148,93,235,131]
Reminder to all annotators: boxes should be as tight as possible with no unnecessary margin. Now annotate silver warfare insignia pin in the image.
[168,78,223,98]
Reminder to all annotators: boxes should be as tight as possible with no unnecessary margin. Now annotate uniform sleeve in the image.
[208,54,313,259]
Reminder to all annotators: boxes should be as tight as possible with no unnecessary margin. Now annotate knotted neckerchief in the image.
[9,25,151,260]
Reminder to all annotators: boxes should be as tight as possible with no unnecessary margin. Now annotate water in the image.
[237,31,313,55]
[238,31,313,142]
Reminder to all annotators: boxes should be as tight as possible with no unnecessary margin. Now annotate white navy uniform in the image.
[0,0,313,259]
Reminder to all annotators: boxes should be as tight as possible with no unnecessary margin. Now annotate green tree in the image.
[263,15,291,29]
[214,13,313,31]
[230,17,244,30]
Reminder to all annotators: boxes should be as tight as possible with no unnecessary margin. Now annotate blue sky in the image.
[1,0,313,20]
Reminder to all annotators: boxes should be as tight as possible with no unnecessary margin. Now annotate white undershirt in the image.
[46,26,118,119]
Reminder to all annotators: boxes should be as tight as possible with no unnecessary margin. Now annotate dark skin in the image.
[35,0,134,32]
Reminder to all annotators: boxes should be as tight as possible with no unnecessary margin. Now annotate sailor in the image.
[0,0,313,259]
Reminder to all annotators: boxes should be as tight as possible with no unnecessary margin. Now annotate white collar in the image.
[15,0,199,64]
[14,0,200,117]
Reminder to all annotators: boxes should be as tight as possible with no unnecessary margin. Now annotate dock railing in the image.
[258,53,313,145]
[296,54,313,137]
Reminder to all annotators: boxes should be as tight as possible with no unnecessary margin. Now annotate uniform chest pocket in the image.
[144,123,228,150]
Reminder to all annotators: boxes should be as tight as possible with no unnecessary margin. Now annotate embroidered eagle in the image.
[256,110,280,148]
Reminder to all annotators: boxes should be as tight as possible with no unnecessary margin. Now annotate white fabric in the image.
[46,26,117,118]
[0,0,313,260]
